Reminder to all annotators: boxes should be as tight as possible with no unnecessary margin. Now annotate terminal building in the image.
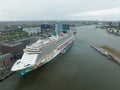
[0,39,31,59]
[0,53,15,78]
[1,43,24,55]
[0,53,14,70]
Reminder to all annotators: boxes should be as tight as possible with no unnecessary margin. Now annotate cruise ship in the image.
[11,26,75,75]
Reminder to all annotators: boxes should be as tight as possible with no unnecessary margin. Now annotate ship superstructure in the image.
[11,24,75,75]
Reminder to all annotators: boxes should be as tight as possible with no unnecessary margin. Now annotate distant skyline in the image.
[0,0,120,21]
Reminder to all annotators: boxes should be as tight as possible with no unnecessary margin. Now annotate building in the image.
[0,44,2,55]
[54,23,63,35]
[62,24,70,31]
[0,53,14,70]
[1,43,24,54]
[0,53,15,80]
[0,41,29,59]
[41,24,55,30]
[23,27,41,35]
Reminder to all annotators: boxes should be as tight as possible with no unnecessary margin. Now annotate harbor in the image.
[0,25,120,90]
[0,71,14,81]
[90,44,120,65]
[100,45,120,64]
[90,44,109,56]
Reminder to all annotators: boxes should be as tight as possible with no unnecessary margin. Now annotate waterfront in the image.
[0,25,120,90]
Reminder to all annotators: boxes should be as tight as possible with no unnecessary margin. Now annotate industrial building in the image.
[0,53,14,70]
[0,53,15,80]
[1,39,31,59]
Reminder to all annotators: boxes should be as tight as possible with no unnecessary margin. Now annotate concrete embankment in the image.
[0,71,14,81]
[100,45,120,64]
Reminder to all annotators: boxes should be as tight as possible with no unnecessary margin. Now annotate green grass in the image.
[100,45,120,59]
[108,26,120,30]
[0,30,28,40]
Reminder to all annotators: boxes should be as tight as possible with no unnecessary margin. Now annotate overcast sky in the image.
[0,0,120,21]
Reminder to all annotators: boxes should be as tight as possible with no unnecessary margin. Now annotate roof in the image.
[3,42,23,47]
[0,53,13,61]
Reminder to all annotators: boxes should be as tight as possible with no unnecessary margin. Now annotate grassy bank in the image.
[0,30,28,42]
[100,45,120,59]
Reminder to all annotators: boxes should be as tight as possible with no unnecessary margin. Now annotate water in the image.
[0,25,120,90]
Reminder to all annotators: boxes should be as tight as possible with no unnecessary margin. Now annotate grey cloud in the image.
[0,0,120,21]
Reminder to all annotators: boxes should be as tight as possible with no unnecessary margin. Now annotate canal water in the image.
[0,25,120,90]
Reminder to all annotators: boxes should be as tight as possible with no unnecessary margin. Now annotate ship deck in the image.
[36,34,72,62]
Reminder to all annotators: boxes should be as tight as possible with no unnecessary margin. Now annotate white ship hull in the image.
[12,35,74,75]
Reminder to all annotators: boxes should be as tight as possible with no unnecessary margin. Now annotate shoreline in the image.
[0,71,14,82]
[100,45,120,64]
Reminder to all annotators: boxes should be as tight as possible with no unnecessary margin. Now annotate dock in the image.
[90,44,120,65]
[90,44,109,56]
[0,70,14,81]
[107,53,120,65]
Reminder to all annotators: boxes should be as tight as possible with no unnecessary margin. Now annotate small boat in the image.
[90,44,109,56]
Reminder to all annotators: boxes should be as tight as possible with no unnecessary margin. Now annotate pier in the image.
[0,71,14,81]
[95,45,120,65]
[90,44,120,65]
[107,53,120,64]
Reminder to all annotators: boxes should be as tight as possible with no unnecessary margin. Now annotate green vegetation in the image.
[9,29,28,37]
[0,28,28,42]
[108,26,120,30]
[100,45,120,59]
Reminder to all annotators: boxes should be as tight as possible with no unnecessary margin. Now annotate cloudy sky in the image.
[0,0,120,21]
